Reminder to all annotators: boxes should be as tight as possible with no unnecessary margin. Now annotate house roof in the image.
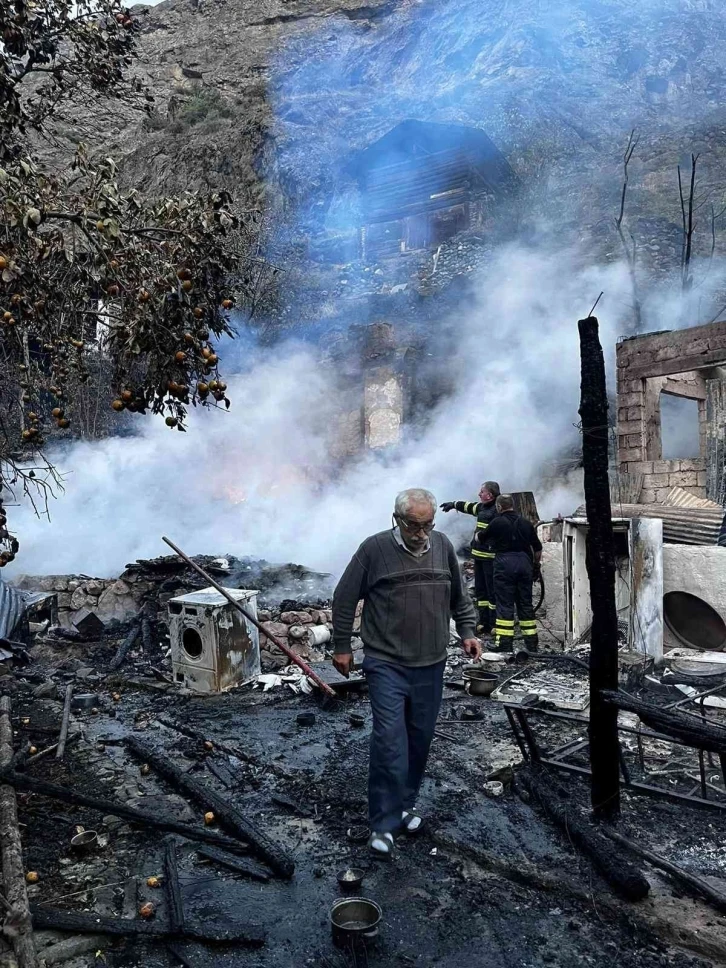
[350,119,518,191]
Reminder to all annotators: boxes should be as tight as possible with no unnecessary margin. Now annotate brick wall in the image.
[615,321,726,502]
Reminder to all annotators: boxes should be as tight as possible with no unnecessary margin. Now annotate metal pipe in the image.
[161,537,336,698]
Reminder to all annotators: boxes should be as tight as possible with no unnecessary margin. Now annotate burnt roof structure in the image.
[351,119,518,226]
[348,120,518,260]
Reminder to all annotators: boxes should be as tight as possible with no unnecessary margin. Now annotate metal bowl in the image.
[71,830,98,852]
[336,867,365,891]
[346,825,369,843]
[462,667,499,697]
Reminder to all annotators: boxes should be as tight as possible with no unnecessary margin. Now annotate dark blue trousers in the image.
[363,654,445,834]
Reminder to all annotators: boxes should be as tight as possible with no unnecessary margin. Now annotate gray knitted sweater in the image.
[332,529,476,667]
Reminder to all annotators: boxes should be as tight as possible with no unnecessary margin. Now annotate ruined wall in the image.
[616,321,726,501]
[11,574,150,627]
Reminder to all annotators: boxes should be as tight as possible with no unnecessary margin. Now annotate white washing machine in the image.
[168,586,260,693]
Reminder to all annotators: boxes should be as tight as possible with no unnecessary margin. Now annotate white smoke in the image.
[6,243,640,580]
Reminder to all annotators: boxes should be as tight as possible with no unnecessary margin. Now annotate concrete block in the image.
[619,392,645,408]
[625,433,644,448]
[697,472,708,486]
[618,420,643,435]
[654,346,680,362]
[651,460,681,474]
[679,458,705,472]
[649,473,671,485]
[640,488,657,503]
[626,461,654,475]
[663,545,726,650]
[619,448,644,463]
[666,471,701,488]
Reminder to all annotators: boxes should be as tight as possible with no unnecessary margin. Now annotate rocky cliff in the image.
[66,0,726,325]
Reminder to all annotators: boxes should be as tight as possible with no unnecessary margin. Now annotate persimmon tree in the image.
[0,0,267,566]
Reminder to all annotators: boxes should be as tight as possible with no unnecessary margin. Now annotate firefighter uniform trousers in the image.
[472,554,496,634]
[493,551,539,647]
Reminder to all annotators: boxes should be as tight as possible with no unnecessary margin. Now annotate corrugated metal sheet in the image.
[663,486,723,510]
[574,503,724,546]
[0,578,27,640]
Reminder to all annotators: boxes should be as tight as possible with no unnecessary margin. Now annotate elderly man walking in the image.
[332,488,481,857]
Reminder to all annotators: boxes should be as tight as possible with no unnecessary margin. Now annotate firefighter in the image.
[440,481,500,636]
[484,493,542,652]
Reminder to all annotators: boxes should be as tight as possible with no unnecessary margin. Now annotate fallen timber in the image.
[606,829,726,914]
[518,768,650,901]
[110,621,140,671]
[196,845,270,882]
[0,770,251,853]
[157,714,288,779]
[55,685,73,761]
[30,907,266,947]
[601,690,726,756]
[0,697,38,968]
[163,838,185,935]
[125,735,294,879]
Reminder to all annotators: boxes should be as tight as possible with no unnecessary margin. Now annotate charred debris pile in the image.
[0,544,724,965]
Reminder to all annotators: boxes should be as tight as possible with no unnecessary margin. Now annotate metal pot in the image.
[336,867,365,891]
[462,667,499,697]
[330,897,381,948]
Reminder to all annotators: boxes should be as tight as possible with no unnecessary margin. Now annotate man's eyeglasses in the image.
[394,514,436,535]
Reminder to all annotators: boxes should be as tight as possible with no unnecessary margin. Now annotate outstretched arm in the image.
[332,546,369,676]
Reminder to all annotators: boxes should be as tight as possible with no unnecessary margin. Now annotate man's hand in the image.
[439,502,455,512]
[333,653,353,678]
[462,638,482,662]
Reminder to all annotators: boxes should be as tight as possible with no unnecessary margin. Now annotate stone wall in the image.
[616,321,726,501]
[11,574,151,628]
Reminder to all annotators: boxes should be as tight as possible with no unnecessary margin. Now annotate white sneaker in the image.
[368,831,394,856]
[401,810,423,834]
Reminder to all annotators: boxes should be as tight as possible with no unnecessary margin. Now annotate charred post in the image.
[0,697,38,968]
[578,315,620,818]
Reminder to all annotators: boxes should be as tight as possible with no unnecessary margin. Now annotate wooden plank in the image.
[125,737,293,879]
[0,697,38,968]
[30,907,265,946]
[0,770,250,853]
[163,838,184,934]
[55,686,73,760]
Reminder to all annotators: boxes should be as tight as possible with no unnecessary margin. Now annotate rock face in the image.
[104,0,726,245]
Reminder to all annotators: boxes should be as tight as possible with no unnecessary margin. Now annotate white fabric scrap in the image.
[254,665,315,694]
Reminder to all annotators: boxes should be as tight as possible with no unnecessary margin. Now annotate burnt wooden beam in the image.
[579,315,621,818]
[109,622,140,671]
[125,736,294,879]
[0,697,38,968]
[55,685,73,761]
[0,770,249,853]
[601,689,726,755]
[156,714,287,779]
[196,845,270,882]
[518,769,648,901]
[30,906,266,946]
[163,838,184,934]
[606,829,726,913]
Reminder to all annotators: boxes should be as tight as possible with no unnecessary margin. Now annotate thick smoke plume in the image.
[7,0,726,579]
[9,245,633,579]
